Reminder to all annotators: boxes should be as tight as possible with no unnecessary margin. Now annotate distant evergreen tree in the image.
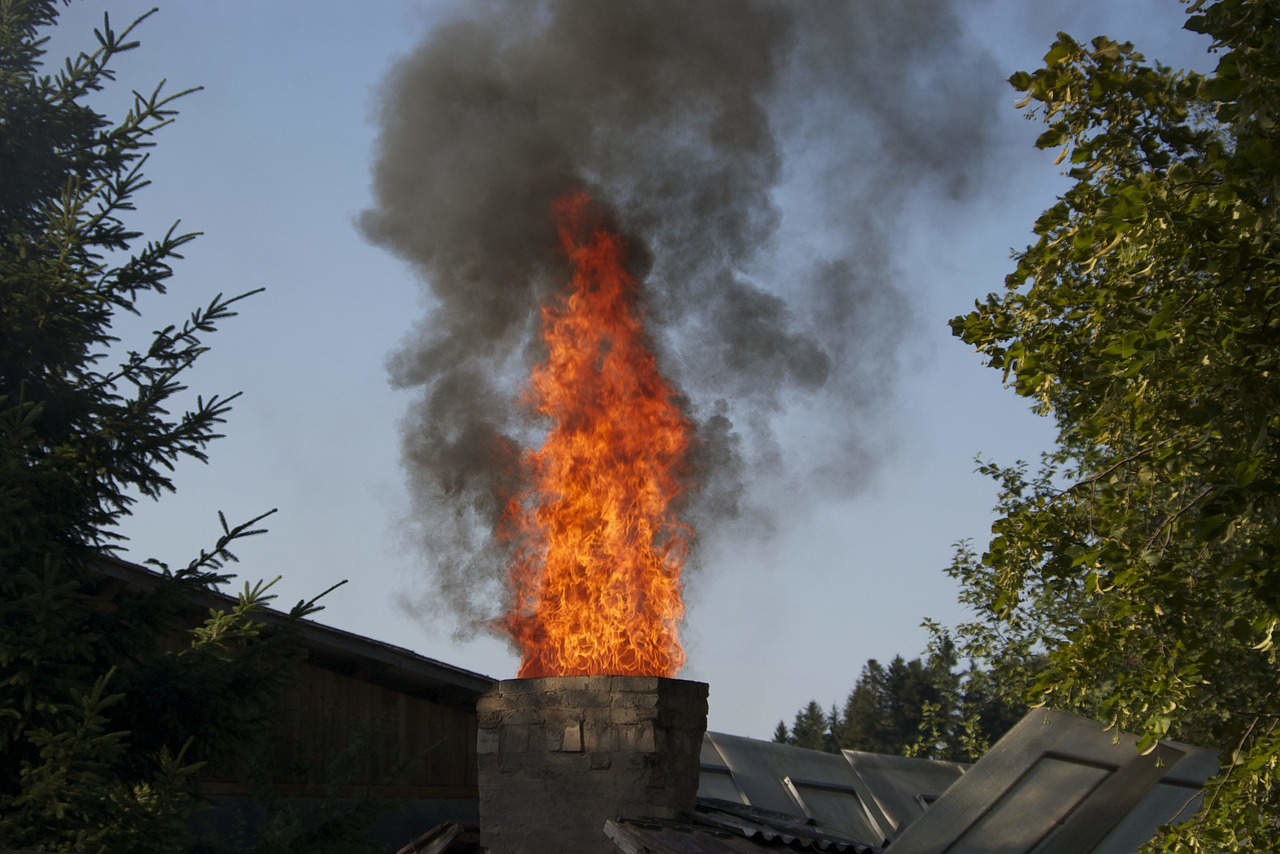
[883,655,948,749]
[836,659,896,754]
[825,703,842,752]
[778,644,1028,760]
[788,700,830,751]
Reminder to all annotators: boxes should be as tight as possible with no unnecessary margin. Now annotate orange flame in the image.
[501,191,691,677]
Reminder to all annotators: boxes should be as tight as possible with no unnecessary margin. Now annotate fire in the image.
[501,191,691,678]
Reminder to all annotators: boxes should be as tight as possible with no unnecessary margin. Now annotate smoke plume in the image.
[361,0,1001,633]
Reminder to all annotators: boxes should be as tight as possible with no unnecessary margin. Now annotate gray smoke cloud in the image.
[361,0,1001,634]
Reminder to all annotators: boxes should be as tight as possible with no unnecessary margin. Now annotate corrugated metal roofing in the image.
[698,731,968,847]
[840,750,966,836]
[605,799,876,853]
[696,712,1217,853]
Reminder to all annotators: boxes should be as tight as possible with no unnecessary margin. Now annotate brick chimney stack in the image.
[476,675,708,854]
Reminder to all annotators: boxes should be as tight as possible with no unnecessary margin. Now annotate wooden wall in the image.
[201,659,478,800]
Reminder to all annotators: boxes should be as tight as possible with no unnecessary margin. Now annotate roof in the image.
[606,799,876,853]
[699,731,966,847]
[91,553,496,704]
[887,708,1219,853]
[689,711,1218,853]
[396,821,482,854]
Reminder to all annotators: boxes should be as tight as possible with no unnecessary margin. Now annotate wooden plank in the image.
[199,779,478,799]
[198,655,481,797]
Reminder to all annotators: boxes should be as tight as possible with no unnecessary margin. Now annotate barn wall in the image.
[201,658,478,799]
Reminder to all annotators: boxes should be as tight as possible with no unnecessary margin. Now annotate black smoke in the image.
[360,0,1001,634]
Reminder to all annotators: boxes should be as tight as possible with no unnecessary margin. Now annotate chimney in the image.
[476,675,708,854]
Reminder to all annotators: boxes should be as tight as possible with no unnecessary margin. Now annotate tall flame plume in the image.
[501,191,691,678]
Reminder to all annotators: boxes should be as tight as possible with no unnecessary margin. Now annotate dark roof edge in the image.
[91,553,497,698]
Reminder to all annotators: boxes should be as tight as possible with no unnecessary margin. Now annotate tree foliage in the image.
[948,0,1280,847]
[0,5,343,851]
[772,645,1025,762]
[784,700,833,753]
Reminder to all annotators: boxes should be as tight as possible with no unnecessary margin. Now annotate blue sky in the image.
[45,1,1212,738]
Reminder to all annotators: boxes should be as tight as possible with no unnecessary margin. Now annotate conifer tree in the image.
[788,700,830,752]
[777,649,1025,760]
[0,6,342,850]
[836,659,896,755]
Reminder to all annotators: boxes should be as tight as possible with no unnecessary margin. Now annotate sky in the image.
[44,1,1213,739]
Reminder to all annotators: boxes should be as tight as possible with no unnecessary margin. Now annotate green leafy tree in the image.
[0,6,347,851]
[947,0,1280,846]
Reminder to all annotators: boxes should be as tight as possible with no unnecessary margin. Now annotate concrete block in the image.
[613,690,660,712]
[621,722,656,753]
[549,687,612,711]
[613,676,660,693]
[500,706,547,726]
[579,674,614,693]
[500,724,533,753]
[560,721,583,752]
[626,751,650,770]
[496,678,543,695]
[609,703,649,724]
[584,722,617,752]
